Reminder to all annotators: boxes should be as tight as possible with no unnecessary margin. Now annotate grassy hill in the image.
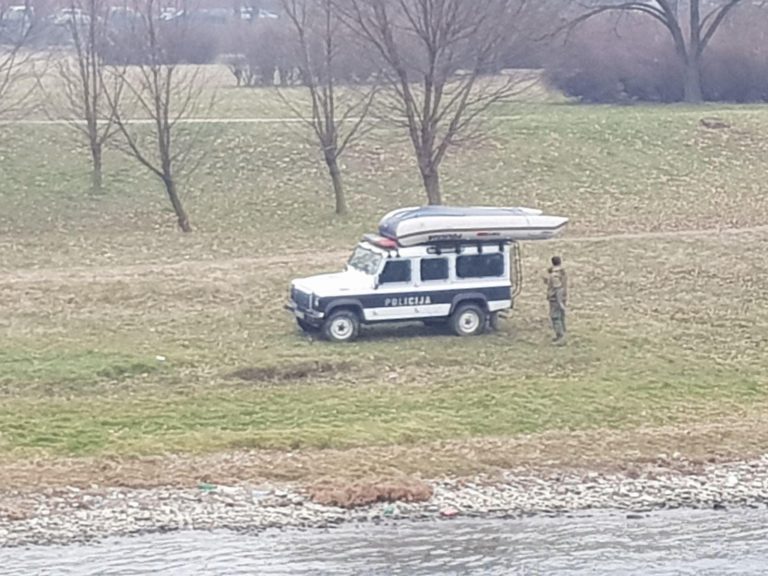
[1,80,768,485]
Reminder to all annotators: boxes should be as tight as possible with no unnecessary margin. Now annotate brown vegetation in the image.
[308,477,433,508]
[563,0,750,103]
[546,9,768,103]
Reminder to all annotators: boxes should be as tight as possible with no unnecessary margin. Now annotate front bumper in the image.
[284,301,325,323]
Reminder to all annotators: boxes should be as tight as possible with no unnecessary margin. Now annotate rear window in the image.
[456,253,504,279]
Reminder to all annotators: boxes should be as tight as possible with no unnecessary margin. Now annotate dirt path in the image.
[566,224,768,243]
[1,224,766,286]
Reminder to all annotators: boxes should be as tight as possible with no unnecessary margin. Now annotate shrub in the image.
[702,12,768,103]
[544,12,768,104]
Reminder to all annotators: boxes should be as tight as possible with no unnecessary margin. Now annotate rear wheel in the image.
[451,303,487,337]
[488,312,501,331]
[322,309,360,343]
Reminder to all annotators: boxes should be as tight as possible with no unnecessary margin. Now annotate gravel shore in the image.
[3,454,768,548]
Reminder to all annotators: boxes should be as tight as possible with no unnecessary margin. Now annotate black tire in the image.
[322,309,360,343]
[296,318,320,333]
[450,303,487,337]
[488,312,501,331]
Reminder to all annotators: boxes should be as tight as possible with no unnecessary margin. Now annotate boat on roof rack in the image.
[377,205,568,247]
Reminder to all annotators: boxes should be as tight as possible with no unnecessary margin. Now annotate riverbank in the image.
[3,454,768,548]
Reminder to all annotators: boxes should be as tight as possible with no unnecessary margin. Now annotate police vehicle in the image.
[286,206,568,342]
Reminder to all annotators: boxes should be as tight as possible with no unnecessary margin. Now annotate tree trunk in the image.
[683,56,703,104]
[163,175,191,232]
[421,166,442,205]
[90,142,103,193]
[325,154,347,216]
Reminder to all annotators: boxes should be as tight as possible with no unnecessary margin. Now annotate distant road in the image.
[0,117,307,125]
[1,107,760,126]
[0,115,526,125]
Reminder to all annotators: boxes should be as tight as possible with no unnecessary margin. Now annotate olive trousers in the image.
[549,300,566,341]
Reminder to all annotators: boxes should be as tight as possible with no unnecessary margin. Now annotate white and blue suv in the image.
[286,234,522,342]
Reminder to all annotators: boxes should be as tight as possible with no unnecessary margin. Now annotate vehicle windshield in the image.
[348,245,382,275]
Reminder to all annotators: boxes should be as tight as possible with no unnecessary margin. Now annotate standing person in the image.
[544,256,568,345]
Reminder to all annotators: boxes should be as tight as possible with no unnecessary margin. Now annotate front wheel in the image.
[322,310,360,343]
[450,303,487,337]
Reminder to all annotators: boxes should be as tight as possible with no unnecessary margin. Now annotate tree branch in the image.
[700,0,743,53]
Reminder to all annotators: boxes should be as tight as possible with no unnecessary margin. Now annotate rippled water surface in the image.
[4,508,768,575]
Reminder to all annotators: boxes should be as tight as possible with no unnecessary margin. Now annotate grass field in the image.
[1,75,768,487]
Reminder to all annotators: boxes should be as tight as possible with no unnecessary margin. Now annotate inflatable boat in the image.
[378,206,568,247]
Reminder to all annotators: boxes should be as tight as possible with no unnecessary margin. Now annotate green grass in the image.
[1,76,768,469]
[2,366,761,456]
[0,348,161,387]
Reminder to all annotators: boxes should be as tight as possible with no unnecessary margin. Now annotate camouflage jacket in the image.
[545,265,568,304]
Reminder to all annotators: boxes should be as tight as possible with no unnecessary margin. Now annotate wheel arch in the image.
[449,293,489,315]
[324,298,365,320]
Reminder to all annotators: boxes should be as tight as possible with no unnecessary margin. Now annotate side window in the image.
[456,253,504,279]
[420,258,449,282]
[379,260,412,284]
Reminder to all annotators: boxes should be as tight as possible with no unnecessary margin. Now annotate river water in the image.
[3,508,768,575]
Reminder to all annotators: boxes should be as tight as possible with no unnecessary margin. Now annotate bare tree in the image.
[104,0,212,232]
[569,1,747,103]
[336,0,532,205]
[43,0,119,193]
[280,0,377,215]
[0,0,36,117]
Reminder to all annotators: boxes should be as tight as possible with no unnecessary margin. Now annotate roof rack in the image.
[362,233,511,253]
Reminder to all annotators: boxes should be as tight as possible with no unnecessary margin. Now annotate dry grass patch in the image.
[308,477,433,509]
